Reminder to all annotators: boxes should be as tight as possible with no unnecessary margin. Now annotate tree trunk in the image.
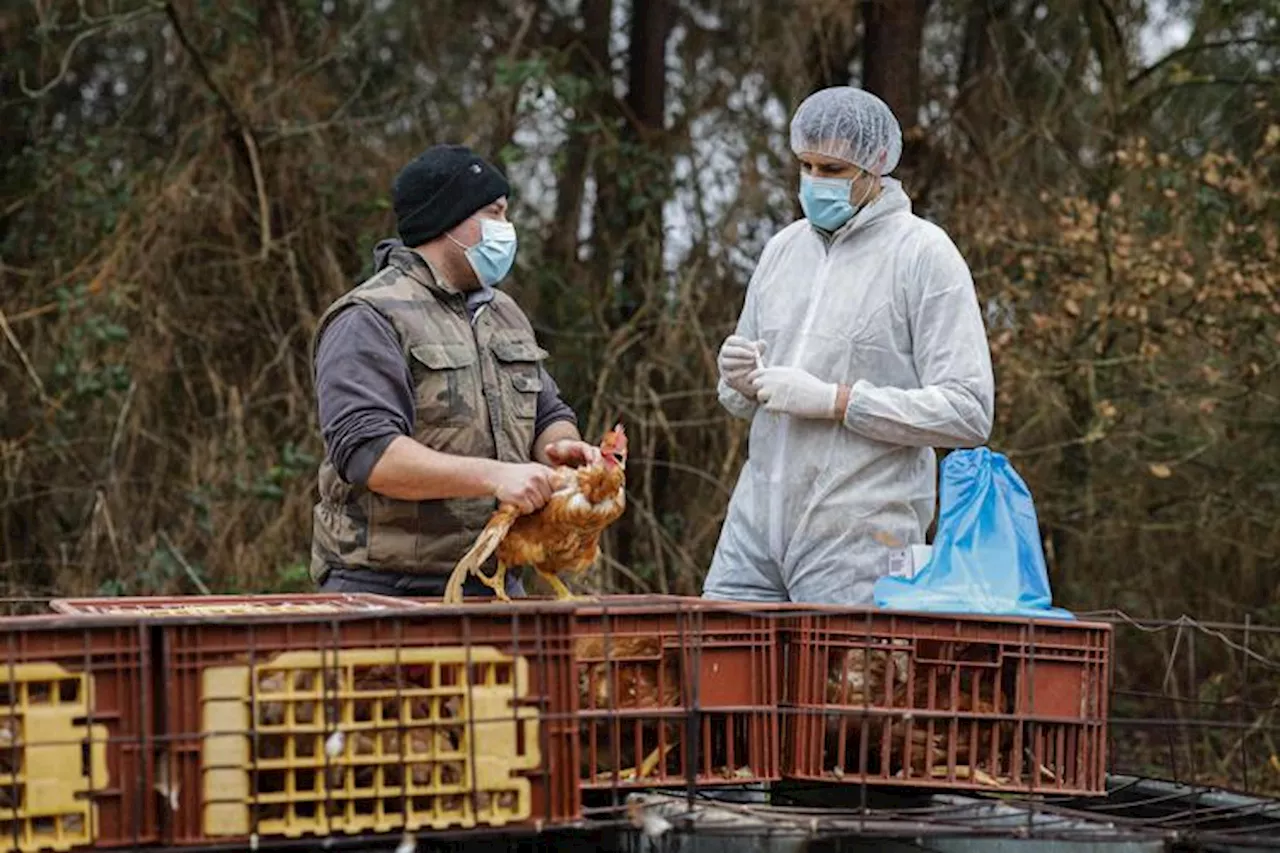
[861,0,929,132]
[808,28,860,94]
[619,0,673,308]
[1083,0,1129,119]
[626,0,671,141]
[609,0,674,581]
[549,0,613,267]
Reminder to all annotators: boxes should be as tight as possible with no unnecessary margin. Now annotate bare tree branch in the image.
[163,0,272,257]
[1129,37,1280,88]
[18,1,165,98]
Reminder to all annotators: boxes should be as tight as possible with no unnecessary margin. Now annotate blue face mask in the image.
[453,217,518,287]
[798,173,874,231]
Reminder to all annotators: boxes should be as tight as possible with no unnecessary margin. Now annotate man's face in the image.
[444,196,510,289]
[798,151,878,204]
[449,196,510,248]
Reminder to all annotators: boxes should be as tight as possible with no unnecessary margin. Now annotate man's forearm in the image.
[532,419,581,465]
[365,435,501,501]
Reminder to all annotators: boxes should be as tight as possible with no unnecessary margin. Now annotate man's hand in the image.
[718,334,766,399]
[543,439,602,468]
[489,461,559,514]
[750,366,840,419]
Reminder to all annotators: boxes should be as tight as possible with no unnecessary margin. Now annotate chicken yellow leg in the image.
[442,506,520,604]
[638,743,670,778]
[617,743,672,781]
[536,569,586,601]
[474,561,511,601]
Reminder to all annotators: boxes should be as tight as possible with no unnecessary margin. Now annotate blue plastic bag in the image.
[873,447,1074,619]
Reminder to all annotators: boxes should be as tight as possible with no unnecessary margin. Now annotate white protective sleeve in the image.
[842,231,995,448]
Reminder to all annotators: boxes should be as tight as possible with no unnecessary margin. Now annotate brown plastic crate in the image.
[781,607,1111,796]
[0,616,156,852]
[155,604,578,846]
[48,593,419,617]
[570,595,779,790]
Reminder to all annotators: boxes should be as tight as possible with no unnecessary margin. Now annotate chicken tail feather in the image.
[442,505,520,604]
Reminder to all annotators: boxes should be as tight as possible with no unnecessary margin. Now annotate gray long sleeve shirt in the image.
[314,240,577,485]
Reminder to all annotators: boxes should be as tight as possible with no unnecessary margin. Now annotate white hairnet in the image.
[789,86,903,175]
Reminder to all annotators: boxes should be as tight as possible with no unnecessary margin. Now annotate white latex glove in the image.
[750,366,838,419]
[718,335,766,399]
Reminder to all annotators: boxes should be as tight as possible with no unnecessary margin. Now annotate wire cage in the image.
[1096,611,1280,799]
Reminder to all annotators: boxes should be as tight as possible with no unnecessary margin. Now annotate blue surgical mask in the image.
[452,217,518,287]
[798,173,874,231]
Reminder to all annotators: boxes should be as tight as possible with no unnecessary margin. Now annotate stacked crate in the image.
[1,591,1113,852]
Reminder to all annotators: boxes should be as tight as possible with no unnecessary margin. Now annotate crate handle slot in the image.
[0,663,107,853]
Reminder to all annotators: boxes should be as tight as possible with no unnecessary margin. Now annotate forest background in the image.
[2,0,1278,790]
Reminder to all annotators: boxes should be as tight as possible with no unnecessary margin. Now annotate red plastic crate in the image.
[47,593,418,617]
[570,595,779,790]
[155,604,579,846]
[781,607,1111,796]
[0,616,156,852]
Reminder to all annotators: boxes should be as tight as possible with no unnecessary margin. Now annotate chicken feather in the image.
[443,425,627,603]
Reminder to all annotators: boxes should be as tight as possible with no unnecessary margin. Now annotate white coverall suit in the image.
[703,178,995,605]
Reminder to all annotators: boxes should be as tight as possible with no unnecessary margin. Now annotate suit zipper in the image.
[470,302,503,461]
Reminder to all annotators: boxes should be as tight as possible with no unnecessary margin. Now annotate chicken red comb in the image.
[601,423,627,452]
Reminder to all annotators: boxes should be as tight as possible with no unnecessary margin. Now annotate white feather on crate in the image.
[324,730,345,759]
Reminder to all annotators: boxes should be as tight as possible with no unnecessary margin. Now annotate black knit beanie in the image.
[392,144,511,247]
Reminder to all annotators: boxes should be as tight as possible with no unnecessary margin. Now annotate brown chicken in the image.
[443,425,627,603]
[822,642,1019,786]
[575,634,680,782]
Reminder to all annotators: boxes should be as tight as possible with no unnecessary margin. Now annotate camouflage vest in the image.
[309,247,545,581]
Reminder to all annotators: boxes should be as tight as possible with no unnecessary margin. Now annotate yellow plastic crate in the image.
[0,664,108,853]
[200,646,540,838]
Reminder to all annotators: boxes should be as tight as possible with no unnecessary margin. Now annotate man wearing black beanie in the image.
[308,144,597,598]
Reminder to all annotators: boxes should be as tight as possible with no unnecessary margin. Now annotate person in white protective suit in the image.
[703,86,995,605]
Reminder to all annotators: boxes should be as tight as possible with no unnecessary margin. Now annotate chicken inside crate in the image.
[573,613,776,790]
[198,646,545,839]
[786,620,1109,796]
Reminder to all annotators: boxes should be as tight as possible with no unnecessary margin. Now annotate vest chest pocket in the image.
[490,338,546,420]
[409,342,480,427]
